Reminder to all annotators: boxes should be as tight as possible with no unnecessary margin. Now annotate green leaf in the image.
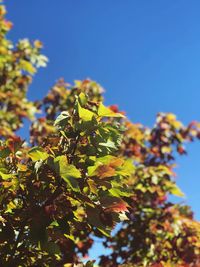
[87,156,119,176]
[28,147,49,161]
[98,103,124,118]
[86,205,111,237]
[63,176,80,192]
[135,183,147,193]
[19,59,36,74]
[91,155,113,165]
[54,111,70,128]
[87,179,98,194]
[170,184,185,197]
[64,234,76,242]
[99,139,116,149]
[78,102,95,121]
[109,187,133,197]
[78,92,87,106]
[0,171,13,180]
[115,159,135,177]
[53,156,81,192]
[0,147,11,158]
[55,156,81,178]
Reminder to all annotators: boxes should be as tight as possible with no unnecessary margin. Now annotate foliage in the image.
[0,3,200,267]
[99,115,200,267]
[0,4,47,138]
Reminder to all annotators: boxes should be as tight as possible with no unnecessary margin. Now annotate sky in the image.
[5,0,200,261]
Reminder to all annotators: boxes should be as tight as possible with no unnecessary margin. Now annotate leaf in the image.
[170,184,185,197]
[93,155,114,165]
[67,176,81,192]
[0,147,11,158]
[97,165,115,179]
[109,158,124,168]
[161,146,172,154]
[55,156,81,178]
[17,164,27,172]
[5,201,16,213]
[88,162,116,179]
[36,54,48,68]
[99,139,117,149]
[0,171,13,180]
[87,156,117,176]
[52,156,81,192]
[106,200,128,213]
[152,175,158,185]
[64,234,76,242]
[166,113,176,121]
[78,92,87,106]
[135,183,147,193]
[28,147,49,161]
[109,187,133,197]
[78,102,95,121]
[88,156,132,179]
[86,205,111,237]
[165,180,185,197]
[54,111,70,127]
[115,159,135,177]
[100,194,129,213]
[87,179,98,194]
[20,59,36,74]
[98,103,124,118]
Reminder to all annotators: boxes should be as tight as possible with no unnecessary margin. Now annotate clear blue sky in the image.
[5,0,200,260]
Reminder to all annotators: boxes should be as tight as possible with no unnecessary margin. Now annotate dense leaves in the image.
[100,114,200,267]
[0,2,200,266]
[0,4,47,138]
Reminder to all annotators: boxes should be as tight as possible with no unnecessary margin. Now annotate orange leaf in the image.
[97,165,115,179]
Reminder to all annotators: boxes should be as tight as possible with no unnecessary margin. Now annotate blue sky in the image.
[5,0,200,260]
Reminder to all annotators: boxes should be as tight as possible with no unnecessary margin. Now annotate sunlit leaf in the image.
[98,103,124,118]
[28,147,49,161]
[52,156,81,191]
[78,102,95,121]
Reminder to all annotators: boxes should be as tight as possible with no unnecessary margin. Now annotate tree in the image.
[0,3,199,266]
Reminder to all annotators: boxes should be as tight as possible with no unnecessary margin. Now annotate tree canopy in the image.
[0,3,200,267]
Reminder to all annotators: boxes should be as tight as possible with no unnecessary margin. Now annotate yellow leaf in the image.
[98,103,124,118]
[78,102,95,121]
[20,59,36,74]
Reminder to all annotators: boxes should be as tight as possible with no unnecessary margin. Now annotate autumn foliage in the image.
[0,3,200,267]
